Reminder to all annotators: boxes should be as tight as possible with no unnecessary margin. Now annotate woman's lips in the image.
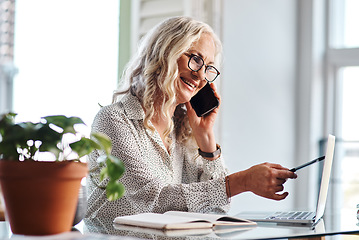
[181,77,197,89]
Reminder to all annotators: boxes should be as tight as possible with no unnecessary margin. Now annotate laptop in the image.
[236,134,335,226]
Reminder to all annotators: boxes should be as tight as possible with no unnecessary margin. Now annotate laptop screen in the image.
[314,134,335,223]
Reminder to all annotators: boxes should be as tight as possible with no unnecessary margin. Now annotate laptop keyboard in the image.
[266,211,314,220]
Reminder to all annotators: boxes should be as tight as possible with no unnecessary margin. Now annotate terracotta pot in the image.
[0,160,87,235]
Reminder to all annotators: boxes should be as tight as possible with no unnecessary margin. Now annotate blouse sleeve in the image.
[85,105,230,220]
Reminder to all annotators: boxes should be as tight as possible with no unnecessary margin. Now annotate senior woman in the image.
[85,16,296,220]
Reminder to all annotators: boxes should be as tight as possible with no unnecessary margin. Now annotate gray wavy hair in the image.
[113,16,222,143]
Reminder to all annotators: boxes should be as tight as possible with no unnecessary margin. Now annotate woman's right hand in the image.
[227,162,297,200]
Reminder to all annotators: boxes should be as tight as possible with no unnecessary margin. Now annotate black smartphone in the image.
[190,83,219,117]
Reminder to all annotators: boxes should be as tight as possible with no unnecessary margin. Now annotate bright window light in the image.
[13,0,119,135]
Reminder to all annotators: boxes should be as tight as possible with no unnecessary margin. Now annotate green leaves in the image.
[0,112,126,201]
[70,131,126,201]
[94,133,125,201]
[91,133,112,155]
[106,181,125,201]
[0,113,85,161]
[43,115,84,134]
[70,137,98,159]
[100,156,125,181]
[66,131,126,201]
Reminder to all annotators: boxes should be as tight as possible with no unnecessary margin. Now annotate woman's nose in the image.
[192,67,206,82]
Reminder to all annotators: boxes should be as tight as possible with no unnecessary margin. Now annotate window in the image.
[332,67,359,229]
[13,0,119,135]
[326,0,359,230]
[331,0,359,48]
[339,67,359,141]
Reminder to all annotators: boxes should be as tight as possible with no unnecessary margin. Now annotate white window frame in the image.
[324,0,359,227]
[0,0,17,114]
[0,63,17,114]
[295,0,328,210]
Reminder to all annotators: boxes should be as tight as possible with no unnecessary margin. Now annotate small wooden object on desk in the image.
[296,237,325,240]
[0,202,5,221]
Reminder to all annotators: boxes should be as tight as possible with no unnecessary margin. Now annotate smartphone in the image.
[190,83,219,117]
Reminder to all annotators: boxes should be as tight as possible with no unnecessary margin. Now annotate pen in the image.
[290,156,325,172]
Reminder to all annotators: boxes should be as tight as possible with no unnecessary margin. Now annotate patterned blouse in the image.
[85,93,230,220]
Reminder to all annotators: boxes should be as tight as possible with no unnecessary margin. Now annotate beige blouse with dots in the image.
[85,93,230,221]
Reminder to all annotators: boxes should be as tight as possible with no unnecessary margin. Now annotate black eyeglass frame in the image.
[184,53,220,82]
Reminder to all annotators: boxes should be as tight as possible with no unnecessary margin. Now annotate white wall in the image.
[220,0,298,215]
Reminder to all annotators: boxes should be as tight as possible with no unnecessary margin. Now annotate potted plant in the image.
[0,112,125,235]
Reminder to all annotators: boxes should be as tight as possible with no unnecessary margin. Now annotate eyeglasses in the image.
[184,53,220,82]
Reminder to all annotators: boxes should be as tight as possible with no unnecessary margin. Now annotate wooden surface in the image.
[296,237,325,240]
[0,203,5,221]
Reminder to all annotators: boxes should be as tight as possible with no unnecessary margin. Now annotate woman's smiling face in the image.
[175,33,216,105]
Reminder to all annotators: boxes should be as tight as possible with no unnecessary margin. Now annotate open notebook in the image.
[236,134,335,226]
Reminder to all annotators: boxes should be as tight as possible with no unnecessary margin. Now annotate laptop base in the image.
[236,211,316,225]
